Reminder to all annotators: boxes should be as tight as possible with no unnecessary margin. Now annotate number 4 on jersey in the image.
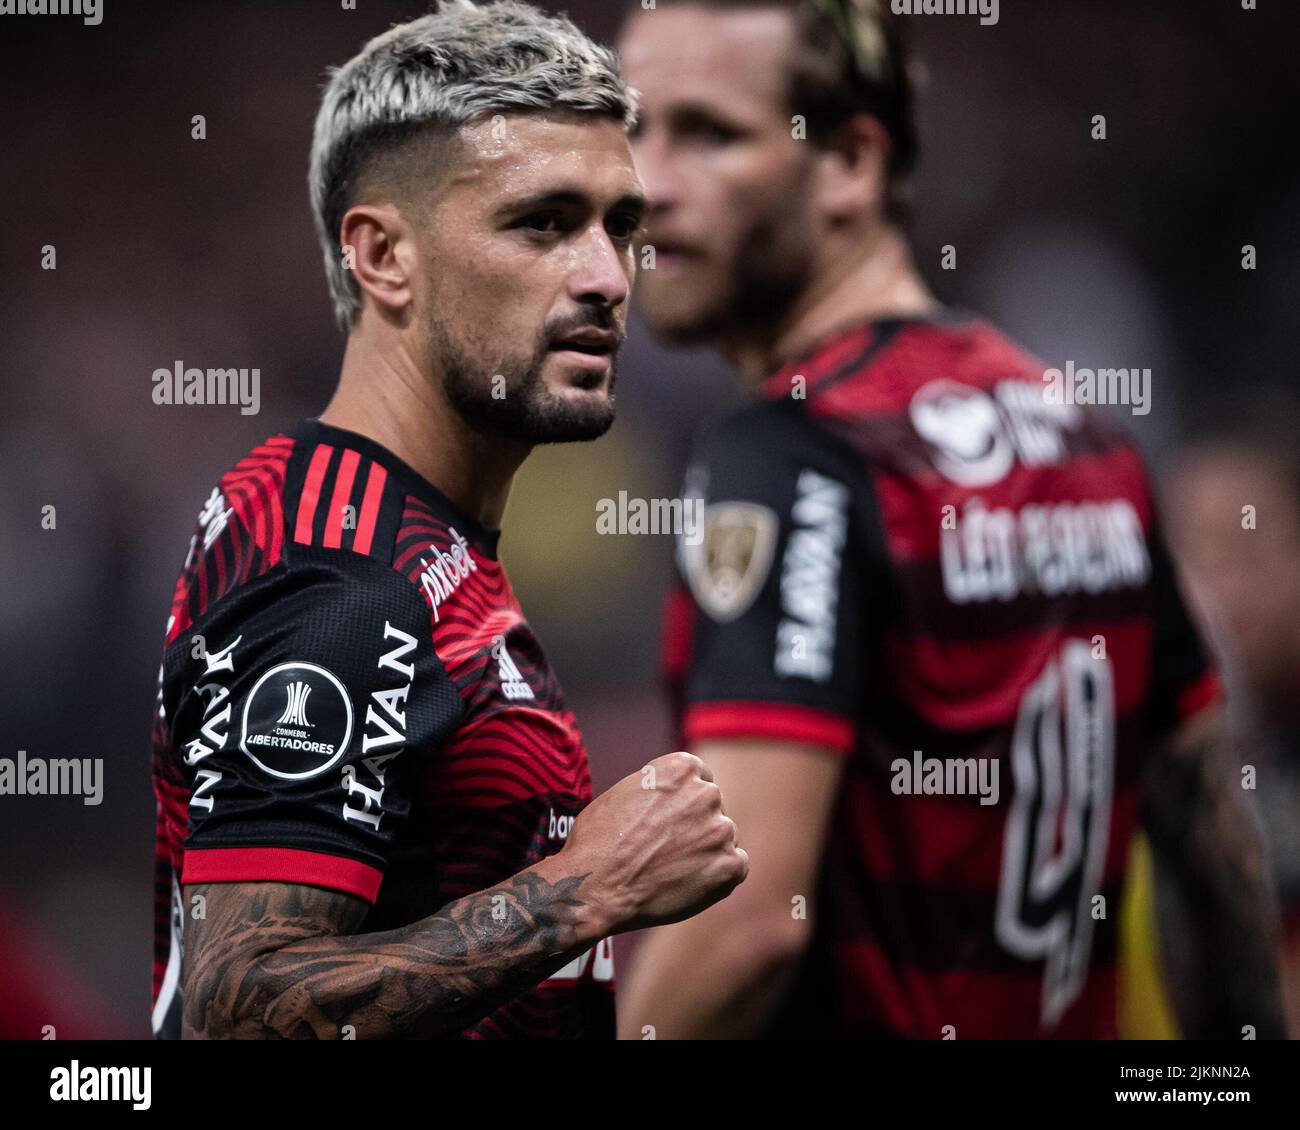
[996,639,1115,1028]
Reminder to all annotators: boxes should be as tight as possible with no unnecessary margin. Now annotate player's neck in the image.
[723,224,936,384]
[319,330,528,531]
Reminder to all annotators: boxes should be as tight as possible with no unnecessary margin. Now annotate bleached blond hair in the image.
[309,0,638,331]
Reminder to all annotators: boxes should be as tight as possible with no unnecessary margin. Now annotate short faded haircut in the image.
[309,0,638,332]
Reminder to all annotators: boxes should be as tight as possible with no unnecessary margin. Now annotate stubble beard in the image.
[641,206,816,350]
[430,313,618,446]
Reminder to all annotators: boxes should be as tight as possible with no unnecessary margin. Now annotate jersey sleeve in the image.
[666,405,880,756]
[1145,514,1223,736]
[164,549,462,903]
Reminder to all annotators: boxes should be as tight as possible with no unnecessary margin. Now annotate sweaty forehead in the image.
[620,7,793,115]
[445,112,638,200]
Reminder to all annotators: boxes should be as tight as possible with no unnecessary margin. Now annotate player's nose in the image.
[567,227,631,309]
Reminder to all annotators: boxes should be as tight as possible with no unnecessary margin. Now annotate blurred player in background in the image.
[616,0,1284,1038]
[149,0,746,1041]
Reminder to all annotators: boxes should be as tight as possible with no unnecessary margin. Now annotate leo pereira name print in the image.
[150,420,613,1039]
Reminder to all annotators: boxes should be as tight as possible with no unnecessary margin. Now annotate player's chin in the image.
[524,385,617,444]
[542,347,615,393]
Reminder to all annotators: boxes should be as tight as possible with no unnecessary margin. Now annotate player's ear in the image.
[811,112,891,225]
[339,202,416,321]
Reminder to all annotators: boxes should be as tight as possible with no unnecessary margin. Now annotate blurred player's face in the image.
[418,112,644,444]
[619,7,818,345]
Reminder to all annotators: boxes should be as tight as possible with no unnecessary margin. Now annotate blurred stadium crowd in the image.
[0,0,1296,1037]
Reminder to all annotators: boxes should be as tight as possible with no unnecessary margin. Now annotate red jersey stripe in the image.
[294,444,333,546]
[182,846,383,903]
[323,448,361,549]
[684,700,856,753]
[353,462,388,557]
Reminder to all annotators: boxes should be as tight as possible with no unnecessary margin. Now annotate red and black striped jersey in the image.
[150,419,613,1039]
[662,310,1220,1039]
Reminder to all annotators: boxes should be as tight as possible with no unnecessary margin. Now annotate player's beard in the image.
[641,205,815,348]
[429,309,618,446]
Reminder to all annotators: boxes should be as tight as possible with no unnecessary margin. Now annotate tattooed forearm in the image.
[180,865,603,1039]
[1142,711,1285,1039]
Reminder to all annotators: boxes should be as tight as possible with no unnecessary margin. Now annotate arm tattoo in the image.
[181,869,598,1039]
[1142,716,1286,1039]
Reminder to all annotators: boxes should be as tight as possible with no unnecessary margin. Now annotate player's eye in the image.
[606,211,645,243]
[675,117,742,148]
[514,210,571,237]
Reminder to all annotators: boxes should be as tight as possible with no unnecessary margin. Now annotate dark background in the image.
[0,0,1297,1037]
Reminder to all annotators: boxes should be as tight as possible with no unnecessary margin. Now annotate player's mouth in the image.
[546,328,619,377]
[647,236,704,272]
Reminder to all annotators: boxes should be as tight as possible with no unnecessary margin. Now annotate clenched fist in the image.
[560,751,749,933]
